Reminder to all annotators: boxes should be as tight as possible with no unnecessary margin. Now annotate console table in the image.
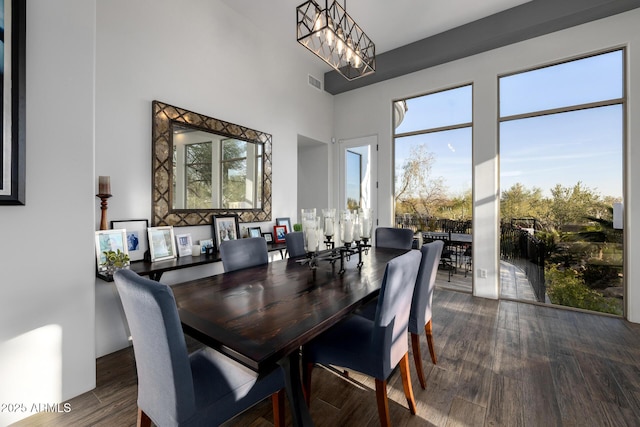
[97,242,288,282]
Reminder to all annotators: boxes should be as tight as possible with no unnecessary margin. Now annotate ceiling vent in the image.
[308,74,322,91]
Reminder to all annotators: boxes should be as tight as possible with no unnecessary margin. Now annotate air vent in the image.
[308,74,322,91]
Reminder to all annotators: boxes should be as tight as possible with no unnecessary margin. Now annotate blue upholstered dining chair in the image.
[219,237,269,272]
[356,241,444,390]
[408,240,443,388]
[113,269,285,427]
[375,227,415,250]
[285,231,306,258]
[302,250,422,426]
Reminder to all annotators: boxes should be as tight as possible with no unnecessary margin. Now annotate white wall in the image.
[0,1,97,425]
[332,9,640,321]
[298,140,330,222]
[94,0,334,356]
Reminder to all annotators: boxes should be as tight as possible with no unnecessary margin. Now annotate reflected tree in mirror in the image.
[152,101,272,226]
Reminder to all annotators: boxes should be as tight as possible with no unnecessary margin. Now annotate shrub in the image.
[545,264,622,315]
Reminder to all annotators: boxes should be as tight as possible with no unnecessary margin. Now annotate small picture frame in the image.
[175,233,193,257]
[199,238,214,254]
[147,226,177,262]
[276,217,292,236]
[262,232,273,243]
[248,226,262,238]
[95,229,128,272]
[274,225,287,244]
[110,219,149,262]
[212,214,240,250]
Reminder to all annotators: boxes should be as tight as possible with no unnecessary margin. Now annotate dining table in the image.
[171,246,410,427]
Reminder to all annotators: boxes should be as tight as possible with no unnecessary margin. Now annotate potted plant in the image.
[102,249,130,276]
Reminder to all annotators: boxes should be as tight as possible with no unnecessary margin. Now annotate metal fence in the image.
[500,225,546,302]
[395,215,472,234]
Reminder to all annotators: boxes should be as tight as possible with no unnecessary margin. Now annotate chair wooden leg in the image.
[272,389,286,427]
[302,362,314,407]
[399,353,417,415]
[137,408,152,427]
[374,379,392,427]
[411,332,427,389]
[425,319,437,364]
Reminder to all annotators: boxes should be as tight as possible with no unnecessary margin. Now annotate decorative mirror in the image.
[152,101,272,226]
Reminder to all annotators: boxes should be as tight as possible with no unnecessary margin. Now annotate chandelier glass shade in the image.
[297,0,375,80]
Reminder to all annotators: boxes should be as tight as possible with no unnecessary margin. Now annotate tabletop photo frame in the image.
[147,226,177,262]
[248,226,262,238]
[110,219,148,262]
[212,214,240,250]
[274,225,287,244]
[95,229,128,272]
[276,217,292,236]
[175,233,193,257]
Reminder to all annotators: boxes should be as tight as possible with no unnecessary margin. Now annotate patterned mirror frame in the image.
[152,101,272,226]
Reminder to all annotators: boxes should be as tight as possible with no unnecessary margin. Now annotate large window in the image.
[499,49,625,315]
[393,85,473,230]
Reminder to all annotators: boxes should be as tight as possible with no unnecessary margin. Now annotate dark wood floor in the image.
[12,288,640,427]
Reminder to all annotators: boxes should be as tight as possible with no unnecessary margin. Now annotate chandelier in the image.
[296,0,375,81]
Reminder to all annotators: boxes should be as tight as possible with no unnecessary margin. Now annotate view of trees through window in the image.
[393,85,473,231]
[499,49,625,315]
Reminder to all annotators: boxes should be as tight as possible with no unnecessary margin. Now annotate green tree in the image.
[500,183,547,222]
[548,182,601,230]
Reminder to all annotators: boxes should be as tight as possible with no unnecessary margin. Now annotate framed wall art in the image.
[110,219,148,262]
[95,229,128,272]
[211,214,240,250]
[0,0,26,205]
[147,226,177,262]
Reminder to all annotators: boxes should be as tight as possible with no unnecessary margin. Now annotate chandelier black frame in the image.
[296,0,375,80]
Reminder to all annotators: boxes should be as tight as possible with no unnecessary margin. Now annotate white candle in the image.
[353,223,361,241]
[191,245,201,256]
[307,230,318,252]
[343,220,353,243]
[362,218,371,238]
[325,218,334,236]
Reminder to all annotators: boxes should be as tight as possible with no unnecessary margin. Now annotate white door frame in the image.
[338,135,378,225]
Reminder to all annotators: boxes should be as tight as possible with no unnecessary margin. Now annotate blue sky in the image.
[394,50,623,200]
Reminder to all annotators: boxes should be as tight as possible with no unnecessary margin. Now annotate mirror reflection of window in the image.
[171,123,263,210]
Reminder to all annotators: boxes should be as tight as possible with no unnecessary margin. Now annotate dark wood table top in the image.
[172,247,409,372]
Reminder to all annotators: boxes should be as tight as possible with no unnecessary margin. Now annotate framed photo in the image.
[175,233,193,257]
[212,214,240,250]
[276,218,292,236]
[199,238,214,254]
[147,226,177,262]
[0,0,26,205]
[274,225,287,244]
[110,219,148,262]
[262,232,273,243]
[248,226,262,238]
[95,229,128,272]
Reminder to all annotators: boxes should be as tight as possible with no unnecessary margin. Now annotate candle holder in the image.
[97,176,112,230]
[322,208,336,250]
[96,193,112,230]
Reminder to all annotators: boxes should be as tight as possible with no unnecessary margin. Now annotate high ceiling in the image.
[221,0,531,56]
[221,0,639,93]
